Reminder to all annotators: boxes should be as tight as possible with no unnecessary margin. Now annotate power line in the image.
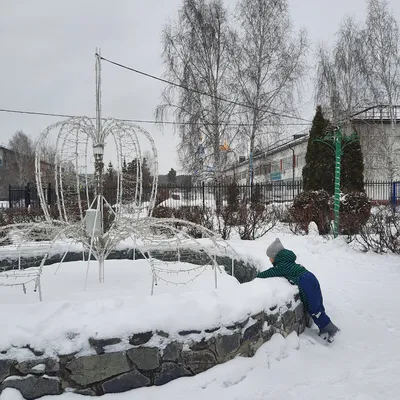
[0,107,310,127]
[98,54,313,124]
[0,108,77,119]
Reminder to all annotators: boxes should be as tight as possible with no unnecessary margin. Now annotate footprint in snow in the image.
[385,320,396,333]
[222,375,247,388]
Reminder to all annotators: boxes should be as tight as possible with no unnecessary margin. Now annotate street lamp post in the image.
[315,126,359,238]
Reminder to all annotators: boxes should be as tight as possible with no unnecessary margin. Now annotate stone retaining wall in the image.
[0,295,305,398]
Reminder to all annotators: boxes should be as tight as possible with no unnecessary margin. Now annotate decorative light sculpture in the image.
[0,50,239,300]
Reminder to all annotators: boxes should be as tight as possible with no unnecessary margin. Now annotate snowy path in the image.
[2,234,400,400]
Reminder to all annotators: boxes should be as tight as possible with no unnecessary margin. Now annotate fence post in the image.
[8,185,12,209]
[202,181,205,213]
[25,183,31,208]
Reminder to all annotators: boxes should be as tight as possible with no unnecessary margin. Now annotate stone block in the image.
[275,328,288,338]
[190,337,215,351]
[298,320,306,334]
[127,347,160,370]
[22,345,44,357]
[66,352,130,386]
[1,376,62,400]
[162,342,182,362]
[129,332,153,346]
[233,341,250,357]
[291,322,300,335]
[251,312,265,323]
[248,336,264,357]
[74,388,97,396]
[305,312,313,328]
[242,320,261,342]
[178,330,202,336]
[282,310,295,327]
[16,358,59,375]
[0,359,14,382]
[294,303,305,321]
[237,317,250,329]
[265,312,278,327]
[154,363,192,386]
[226,317,249,331]
[215,333,240,360]
[262,327,275,342]
[89,337,121,355]
[102,370,150,393]
[181,350,217,374]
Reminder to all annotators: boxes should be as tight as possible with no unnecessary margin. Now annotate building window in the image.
[282,157,293,171]
[0,159,2,167]
[296,153,306,168]
[271,161,280,172]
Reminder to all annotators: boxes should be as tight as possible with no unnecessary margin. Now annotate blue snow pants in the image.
[298,271,330,331]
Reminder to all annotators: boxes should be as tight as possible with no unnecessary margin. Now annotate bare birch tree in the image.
[8,130,35,186]
[316,17,367,122]
[359,0,400,180]
[156,0,236,181]
[230,0,308,184]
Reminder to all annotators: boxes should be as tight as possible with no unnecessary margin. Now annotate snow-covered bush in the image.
[0,207,47,226]
[357,206,400,254]
[290,190,333,235]
[340,191,371,236]
[225,180,240,211]
[152,206,175,219]
[152,206,215,238]
[236,203,277,240]
[290,190,371,237]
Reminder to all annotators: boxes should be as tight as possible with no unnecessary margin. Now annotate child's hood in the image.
[274,249,297,265]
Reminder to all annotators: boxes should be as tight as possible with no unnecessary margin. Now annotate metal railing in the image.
[5,181,398,210]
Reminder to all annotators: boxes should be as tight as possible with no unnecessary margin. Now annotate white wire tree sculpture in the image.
[0,221,68,301]
[0,51,240,300]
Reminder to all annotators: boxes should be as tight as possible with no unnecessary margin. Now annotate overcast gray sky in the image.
[1,0,400,174]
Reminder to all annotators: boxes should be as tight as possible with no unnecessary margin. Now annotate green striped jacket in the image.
[257,249,310,309]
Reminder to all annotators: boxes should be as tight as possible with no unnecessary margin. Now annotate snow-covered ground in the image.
[1,232,400,399]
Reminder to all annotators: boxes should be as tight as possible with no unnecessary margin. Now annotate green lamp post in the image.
[315,126,359,238]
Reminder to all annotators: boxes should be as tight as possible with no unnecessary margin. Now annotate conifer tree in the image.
[302,106,335,194]
[167,168,177,185]
[341,128,365,192]
[104,162,117,188]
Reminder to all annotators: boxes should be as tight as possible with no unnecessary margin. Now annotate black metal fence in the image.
[3,180,398,210]
[155,181,303,209]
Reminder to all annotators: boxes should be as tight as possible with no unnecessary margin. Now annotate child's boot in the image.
[319,321,340,343]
